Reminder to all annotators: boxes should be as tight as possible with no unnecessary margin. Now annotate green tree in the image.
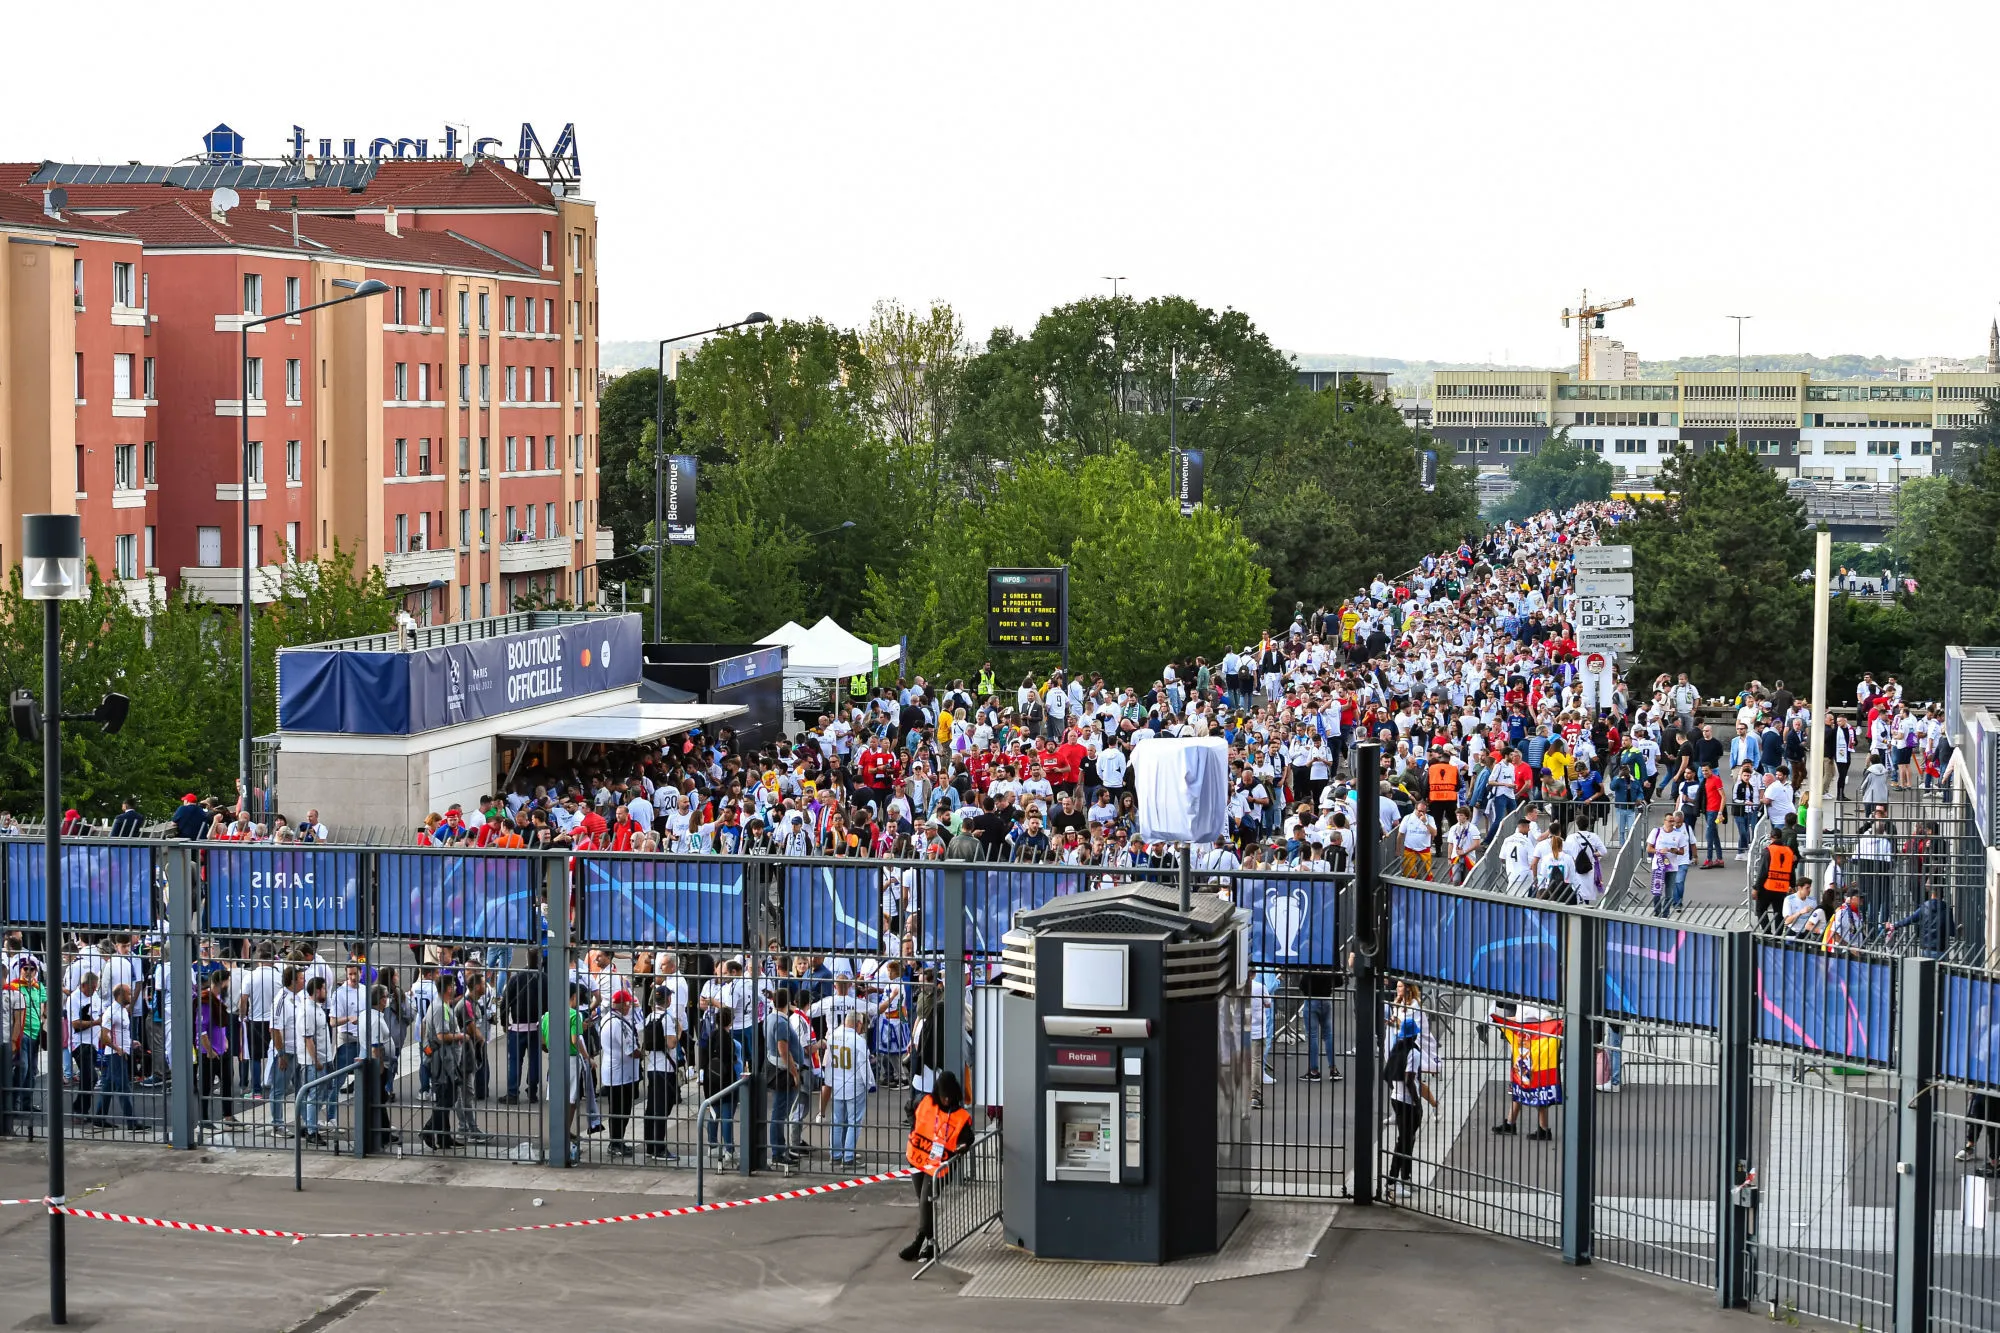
[1238,379,1480,618]
[1624,441,1813,689]
[859,444,1271,685]
[1488,431,1614,523]
[596,367,672,550]
[1900,426,2000,695]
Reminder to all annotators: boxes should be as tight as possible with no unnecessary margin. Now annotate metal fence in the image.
[916,1125,1003,1277]
[1377,866,1999,1332]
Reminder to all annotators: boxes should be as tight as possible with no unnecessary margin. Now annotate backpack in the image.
[1573,840,1593,876]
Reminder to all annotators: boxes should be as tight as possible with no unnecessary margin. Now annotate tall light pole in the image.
[653,313,770,640]
[1726,314,1753,450]
[238,277,389,811]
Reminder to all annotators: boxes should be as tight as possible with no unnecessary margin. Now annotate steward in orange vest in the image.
[900,1070,972,1262]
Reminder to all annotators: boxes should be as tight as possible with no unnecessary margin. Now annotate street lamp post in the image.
[653,314,770,640]
[1727,314,1753,450]
[237,278,389,811]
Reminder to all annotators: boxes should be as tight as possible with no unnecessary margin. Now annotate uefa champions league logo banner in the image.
[1388,882,1561,1003]
[582,858,745,946]
[784,865,890,953]
[4,843,155,928]
[1755,943,1893,1065]
[1239,877,1341,967]
[205,847,360,933]
[377,853,535,942]
[1942,973,2000,1087]
[1603,923,1718,1028]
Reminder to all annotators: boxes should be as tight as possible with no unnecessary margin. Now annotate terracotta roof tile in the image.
[109,199,541,279]
[369,159,556,209]
[0,190,138,238]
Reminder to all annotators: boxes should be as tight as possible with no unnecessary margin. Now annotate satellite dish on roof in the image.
[209,187,240,219]
[550,181,566,199]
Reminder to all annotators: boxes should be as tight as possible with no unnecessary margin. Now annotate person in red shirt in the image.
[858,737,900,803]
[1052,733,1089,794]
[1699,768,1726,868]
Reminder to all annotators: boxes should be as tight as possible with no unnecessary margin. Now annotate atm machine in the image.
[998,882,1249,1264]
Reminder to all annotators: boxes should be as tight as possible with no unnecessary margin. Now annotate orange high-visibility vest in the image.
[906,1096,972,1176]
[1428,762,1460,805]
[1763,842,1797,896]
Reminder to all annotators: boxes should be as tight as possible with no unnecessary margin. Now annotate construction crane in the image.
[1561,290,1635,379]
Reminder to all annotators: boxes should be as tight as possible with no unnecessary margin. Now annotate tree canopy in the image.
[1488,432,1615,524]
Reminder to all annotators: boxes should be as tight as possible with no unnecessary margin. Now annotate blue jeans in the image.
[1488,794,1516,831]
[1614,804,1638,845]
[93,1052,139,1129]
[483,946,512,971]
[1303,997,1335,1073]
[297,1062,326,1132]
[506,1029,542,1097]
[1704,813,1723,862]
[706,1090,736,1148]
[331,1040,359,1098]
[1605,1026,1624,1087]
[268,1056,295,1125]
[768,1082,798,1156]
[1734,813,1755,851]
[831,1093,866,1161]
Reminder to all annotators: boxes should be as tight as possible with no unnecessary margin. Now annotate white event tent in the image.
[757,615,900,684]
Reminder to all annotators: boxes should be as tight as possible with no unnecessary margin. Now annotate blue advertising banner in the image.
[1388,882,1560,1002]
[1755,942,1895,1065]
[1238,876,1341,967]
[1942,972,2000,1088]
[786,865,891,953]
[714,646,786,691]
[377,853,535,941]
[959,869,1092,954]
[5,843,155,928]
[204,847,360,934]
[583,858,744,946]
[278,614,643,735]
[1603,923,1717,1028]
[666,454,697,545]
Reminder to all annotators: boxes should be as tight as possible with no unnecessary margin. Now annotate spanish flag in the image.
[1494,1014,1564,1107]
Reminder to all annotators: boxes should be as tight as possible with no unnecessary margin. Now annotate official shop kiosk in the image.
[998,883,1249,1264]
[271,611,745,831]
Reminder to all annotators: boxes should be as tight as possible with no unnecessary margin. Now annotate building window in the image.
[574,500,584,537]
[573,434,584,473]
[1824,439,1857,455]
[285,522,300,562]
[394,438,408,477]
[114,534,137,581]
[544,299,555,331]
[286,275,300,313]
[395,513,409,553]
[113,262,135,307]
[417,511,430,551]
[458,364,471,404]
[114,443,137,490]
[1910,439,1936,456]
[245,357,264,402]
[479,437,490,471]
[243,273,263,315]
[418,437,432,475]
[143,357,155,398]
[542,230,552,267]
[505,436,518,471]
[546,502,558,537]
[478,292,490,331]
[1866,439,1900,456]
[524,504,537,539]
[458,436,471,472]
[504,296,517,332]
[480,582,491,617]
[504,366,517,402]
[479,507,490,548]
[505,505,518,540]
[417,363,430,401]
[286,358,301,403]
[479,364,491,405]
[525,298,537,334]
[113,353,134,400]
[543,366,554,401]
[144,526,155,570]
[73,258,84,308]
[459,508,471,549]
[419,287,433,327]
[286,439,301,482]
[75,353,84,399]
[248,440,263,483]
[143,442,156,485]
[394,362,408,401]
[393,286,406,324]
[197,526,222,568]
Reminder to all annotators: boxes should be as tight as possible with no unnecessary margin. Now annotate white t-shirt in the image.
[825,1024,874,1101]
[1397,812,1435,853]
[1648,823,1693,871]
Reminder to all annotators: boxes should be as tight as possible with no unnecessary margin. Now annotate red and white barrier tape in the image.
[42,1166,919,1244]
[0,1197,49,1207]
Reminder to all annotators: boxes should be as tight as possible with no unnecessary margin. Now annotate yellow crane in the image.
[1561,290,1635,378]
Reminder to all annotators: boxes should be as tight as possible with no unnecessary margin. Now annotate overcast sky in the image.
[7,1,1995,364]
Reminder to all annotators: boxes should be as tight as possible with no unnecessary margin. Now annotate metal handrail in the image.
[693,1073,748,1205]
[292,1060,358,1191]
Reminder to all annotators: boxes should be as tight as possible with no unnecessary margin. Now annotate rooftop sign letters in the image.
[269,123,582,183]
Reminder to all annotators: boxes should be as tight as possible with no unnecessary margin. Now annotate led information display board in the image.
[987,567,1067,650]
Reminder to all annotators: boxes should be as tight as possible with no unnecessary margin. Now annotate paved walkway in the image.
[0,1140,1806,1332]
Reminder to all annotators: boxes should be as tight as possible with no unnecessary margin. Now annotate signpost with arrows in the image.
[1572,543,1635,657]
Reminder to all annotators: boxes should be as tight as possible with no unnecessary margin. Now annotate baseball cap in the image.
[612,990,636,1004]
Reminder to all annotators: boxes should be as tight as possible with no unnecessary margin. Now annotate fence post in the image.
[165,845,198,1150]
[544,855,570,1169]
[1715,929,1755,1309]
[744,866,764,1178]
[1894,955,1938,1333]
[1560,910,1595,1266]
[1350,742,1381,1207]
[943,864,967,1092]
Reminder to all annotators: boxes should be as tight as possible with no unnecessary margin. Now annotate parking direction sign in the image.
[1574,595,1634,629]
[1575,571,1634,597]
[1575,545,1632,571]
